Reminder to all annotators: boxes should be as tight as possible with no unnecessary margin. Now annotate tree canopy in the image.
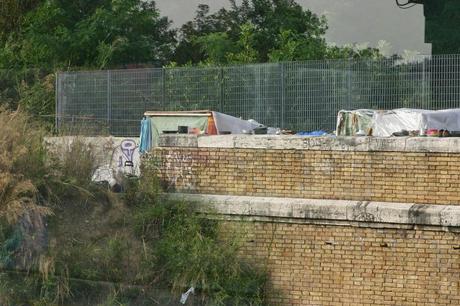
[0,0,381,70]
[173,0,380,66]
[0,0,176,70]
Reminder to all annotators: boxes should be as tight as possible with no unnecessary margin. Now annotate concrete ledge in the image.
[158,134,460,153]
[168,193,460,230]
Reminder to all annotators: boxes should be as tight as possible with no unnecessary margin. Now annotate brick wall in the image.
[221,221,460,306]
[154,137,460,305]
[154,147,460,205]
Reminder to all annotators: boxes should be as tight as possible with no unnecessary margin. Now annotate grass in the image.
[130,163,268,305]
[0,107,269,305]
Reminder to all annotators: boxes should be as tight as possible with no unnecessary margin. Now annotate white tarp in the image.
[337,108,460,137]
[373,109,426,137]
[421,109,460,131]
[212,112,262,134]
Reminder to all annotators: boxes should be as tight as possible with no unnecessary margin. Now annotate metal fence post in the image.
[422,58,427,107]
[220,67,224,113]
[162,68,166,109]
[55,72,59,134]
[347,59,352,109]
[280,63,285,129]
[107,70,112,131]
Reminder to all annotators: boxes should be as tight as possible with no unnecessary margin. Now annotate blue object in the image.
[139,117,152,154]
[296,130,328,137]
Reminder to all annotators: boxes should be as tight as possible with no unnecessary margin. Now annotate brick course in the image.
[154,148,460,205]
[154,145,460,304]
[221,221,460,306]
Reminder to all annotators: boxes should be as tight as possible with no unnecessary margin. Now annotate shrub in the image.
[134,199,268,306]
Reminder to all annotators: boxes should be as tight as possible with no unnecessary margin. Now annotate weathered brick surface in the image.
[154,147,460,304]
[221,221,460,306]
[154,148,460,205]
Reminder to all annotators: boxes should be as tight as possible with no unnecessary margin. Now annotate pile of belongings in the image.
[336,108,460,137]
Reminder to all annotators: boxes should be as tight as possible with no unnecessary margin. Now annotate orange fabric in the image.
[206,115,218,135]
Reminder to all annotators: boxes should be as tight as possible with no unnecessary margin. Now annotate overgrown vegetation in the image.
[0,107,268,305]
[132,188,268,305]
[0,107,51,224]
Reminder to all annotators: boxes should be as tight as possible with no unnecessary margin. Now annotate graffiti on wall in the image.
[111,139,140,176]
[91,138,141,186]
[163,150,195,191]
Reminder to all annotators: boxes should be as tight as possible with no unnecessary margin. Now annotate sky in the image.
[155,0,431,55]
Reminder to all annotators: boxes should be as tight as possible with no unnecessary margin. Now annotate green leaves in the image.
[1,0,176,70]
[175,0,380,66]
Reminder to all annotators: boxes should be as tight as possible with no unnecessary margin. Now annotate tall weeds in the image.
[0,107,51,224]
[131,165,268,305]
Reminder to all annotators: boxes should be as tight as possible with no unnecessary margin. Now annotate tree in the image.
[0,0,176,69]
[0,0,41,39]
[174,0,383,66]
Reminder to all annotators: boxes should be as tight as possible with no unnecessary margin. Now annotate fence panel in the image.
[222,63,283,128]
[164,67,222,112]
[56,55,460,137]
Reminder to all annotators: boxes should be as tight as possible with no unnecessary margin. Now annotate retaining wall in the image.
[155,135,460,206]
[153,135,460,305]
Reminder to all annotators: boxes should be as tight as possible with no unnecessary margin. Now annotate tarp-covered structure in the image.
[337,108,460,137]
[140,110,264,152]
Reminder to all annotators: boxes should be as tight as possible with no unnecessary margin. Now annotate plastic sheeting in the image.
[139,117,152,153]
[139,111,273,153]
[336,110,374,136]
[421,109,460,131]
[212,112,262,134]
[337,108,460,137]
[150,116,209,147]
[373,109,425,137]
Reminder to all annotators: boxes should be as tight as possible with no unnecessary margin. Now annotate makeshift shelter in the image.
[336,109,375,136]
[140,110,264,151]
[337,108,460,137]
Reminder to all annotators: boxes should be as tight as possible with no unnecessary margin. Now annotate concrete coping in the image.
[169,193,460,230]
[157,134,460,153]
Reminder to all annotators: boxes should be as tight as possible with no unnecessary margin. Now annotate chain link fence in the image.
[56,54,460,136]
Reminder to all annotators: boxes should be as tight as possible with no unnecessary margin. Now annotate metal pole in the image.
[55,72,59,134]
[220,67,224,112]
[280,63,285,129]
[162,68,166,110]
[422,57,426,108]
[347,59,352,109]
[107,70,112,132]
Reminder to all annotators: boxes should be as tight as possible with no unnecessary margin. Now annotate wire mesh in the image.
[57,54,460,137]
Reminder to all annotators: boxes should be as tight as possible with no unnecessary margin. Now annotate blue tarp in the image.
[296,130,328,137]
[139,117,152,154]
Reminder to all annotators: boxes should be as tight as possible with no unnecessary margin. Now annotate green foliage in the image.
[268,29,328,62]
[0,0,40,39]
[225,24,259,64]
[18,72,55,124]
[425,0,460,54]
[175,0,381,66]
[51,138,98,189]
[0,225,22,269]
[0,0,176,70]
[133,199,268,305]
[197,33,237,65]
